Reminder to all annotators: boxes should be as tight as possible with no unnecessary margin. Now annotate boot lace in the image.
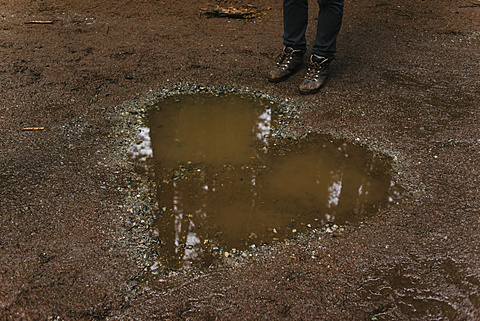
[304,57,329,80]
[276,49,297,68]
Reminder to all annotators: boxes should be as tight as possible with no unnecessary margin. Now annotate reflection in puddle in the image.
[129,127,153,162]
[130,93,401,269]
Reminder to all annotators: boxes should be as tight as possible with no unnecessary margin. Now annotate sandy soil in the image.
[1,0,479,320]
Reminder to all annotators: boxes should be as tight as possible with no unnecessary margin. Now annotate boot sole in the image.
[266,66,303,83]
[298,78,328,95]
[298,85,324,95]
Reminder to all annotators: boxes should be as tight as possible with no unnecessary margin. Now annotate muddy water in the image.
[130,93,401,270]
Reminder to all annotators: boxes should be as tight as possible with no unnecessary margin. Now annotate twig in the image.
[24,21,54,24]
[388,8,414,19]
[202,5,261,19]
[21,127,45,131]
[459,3,480,7]
[459,0,480,7]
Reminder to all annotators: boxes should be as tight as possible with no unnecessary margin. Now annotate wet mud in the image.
[1,0,479,320]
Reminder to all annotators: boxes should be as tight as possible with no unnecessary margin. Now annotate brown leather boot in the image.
[298,54,331,94]
[267,47,304,83]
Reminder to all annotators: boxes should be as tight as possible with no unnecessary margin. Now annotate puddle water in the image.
[130,93,402,270]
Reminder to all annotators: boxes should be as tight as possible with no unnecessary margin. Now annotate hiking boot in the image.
[298,54,331,94]
[267,47,304,83]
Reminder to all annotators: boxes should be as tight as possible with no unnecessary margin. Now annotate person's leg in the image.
[298,0,343,94]
[267,0,308,83]
[283,0,309,53]
[312,0,344,59]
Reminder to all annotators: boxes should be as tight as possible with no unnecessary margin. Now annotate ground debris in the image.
[21,127,45,131]
[459,0,480,7]
[24,20,54,24]
[201,4,262,19]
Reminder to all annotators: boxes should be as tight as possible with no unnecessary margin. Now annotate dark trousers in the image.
[283,0,344,59]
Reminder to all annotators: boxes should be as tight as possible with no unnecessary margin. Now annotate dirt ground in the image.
[1,0,480,320]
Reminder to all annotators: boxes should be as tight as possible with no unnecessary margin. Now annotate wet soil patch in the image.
[2,0,479,318]
[129,92,402,270]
